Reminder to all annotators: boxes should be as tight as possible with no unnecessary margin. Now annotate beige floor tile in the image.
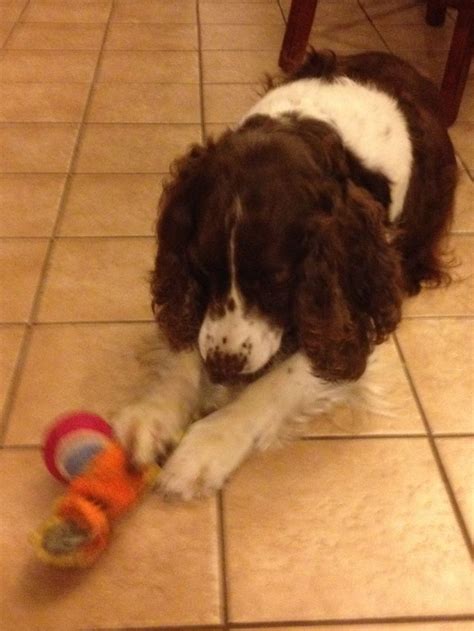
[36,237,155,323]
[74,123,200,173]
[379,21,454,51]
[458,79,474,122]
[0,22,13,46]
[0,124,79,173]
[112,0,196,24]
[202,50,279,83]
[0,1,26,22]
[396,48,449,84]
[0,50,99,82]
[396,318,474,434]
[403,236,473,317]
[0,239,48,322]
[204,84,260,124]
[0,325,25,416]
[201,24,284,50]
[200,2,283,24]
[97,50,199,83]
[59,174,163,236]
[452,169,474,233]
[281,0,365,23]
[245,624,474,631]
[310,22,386,52]
[450,122,474,174]
[6,322,157,442]
[6,23,106,49]
[304,337,424,436]
[87,84,200,123]
[224,439,473,622]
[0,84,90,123]
[21,0,111,23]
[0,174,65,237]
[437,437,474,542]
[104,23,198,50]
[367,0,440,25]
[205,122,232,139]
[0,449,220,630]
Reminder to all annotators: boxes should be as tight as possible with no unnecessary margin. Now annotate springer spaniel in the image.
[113,51,456,500]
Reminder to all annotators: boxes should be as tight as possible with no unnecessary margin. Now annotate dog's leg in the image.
[160,352,352,500]
[112,348,202,467]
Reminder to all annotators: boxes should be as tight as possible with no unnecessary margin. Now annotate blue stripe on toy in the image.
[63,443,105,478]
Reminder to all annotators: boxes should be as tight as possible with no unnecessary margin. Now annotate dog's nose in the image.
[205,349,247,383]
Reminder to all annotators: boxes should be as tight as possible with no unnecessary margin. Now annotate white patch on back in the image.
[241,77,413,220]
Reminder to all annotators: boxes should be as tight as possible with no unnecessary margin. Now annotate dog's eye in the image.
[273,268,290,284]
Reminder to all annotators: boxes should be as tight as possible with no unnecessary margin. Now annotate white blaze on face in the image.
[198,214,283,376]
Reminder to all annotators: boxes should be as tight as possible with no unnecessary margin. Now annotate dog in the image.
[113,50,457,500]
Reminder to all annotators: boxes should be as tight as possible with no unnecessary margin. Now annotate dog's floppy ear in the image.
[296,181,403,381]
[151,142,214,350]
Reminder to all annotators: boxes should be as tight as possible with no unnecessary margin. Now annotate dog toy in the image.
[31,412,160,569]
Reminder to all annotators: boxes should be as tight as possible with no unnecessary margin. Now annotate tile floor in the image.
[0,1,473,630]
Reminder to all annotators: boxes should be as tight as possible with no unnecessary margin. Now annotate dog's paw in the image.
[159,414,249,501]
[112,403,180,468]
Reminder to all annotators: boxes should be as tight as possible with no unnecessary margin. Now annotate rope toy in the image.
[31,412,160,568]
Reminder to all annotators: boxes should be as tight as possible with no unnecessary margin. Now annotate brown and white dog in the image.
[113,50,457,500]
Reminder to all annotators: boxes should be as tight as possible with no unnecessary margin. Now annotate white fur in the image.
[241,77,413,220]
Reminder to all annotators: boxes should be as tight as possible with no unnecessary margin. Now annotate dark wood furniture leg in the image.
[439,7,474,126]
[426,0,448,26]
[279,0,319,72]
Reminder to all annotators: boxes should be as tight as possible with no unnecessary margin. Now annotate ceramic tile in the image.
[396,318,474,434]
[0,1,26,22]
[6,322,157,442]
[450,122,474,174]
[97,50,199,83]
[59,174,163,237]
[36,237,155,323]
[458,79,474,122]
[0,239,48,322]
[205,122,232,139]
[6,23,106,49]
[0,174,65,237]
[0,325,25,417]
[0,449,220,629]
[452,168,474,233]
[87,84,200,123]
[204,84,260,124]
[380,21,455,51]
[0,84,90,123]
[0,124,79,173]
[367,0,439,25]
[437,437,474,542]
[201,24,284,50]
[200,2,283,24]
[202,50,279,83]
[304,337,424,436]
[104,23,198,50]
[21,0,112,23]
[224,439,474,622]
[112,0,196,24]
[281,0,365,23]
[0,21,13,46]
[74,124,200,173]
[310,22,387,53]
[403,236,473,317]
[0,50,99,82]
[395,48,449,84]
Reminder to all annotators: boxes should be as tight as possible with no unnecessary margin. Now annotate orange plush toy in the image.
[32,412,160,568]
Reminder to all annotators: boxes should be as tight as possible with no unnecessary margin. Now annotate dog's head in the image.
[152,115,402,383]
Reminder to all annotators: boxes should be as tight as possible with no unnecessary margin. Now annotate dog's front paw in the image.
[112,403,181,468]
[159,414,249,501]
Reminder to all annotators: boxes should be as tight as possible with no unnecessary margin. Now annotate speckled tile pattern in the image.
[0,1,473,630]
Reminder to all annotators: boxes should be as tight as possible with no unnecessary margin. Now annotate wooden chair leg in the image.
[426,0,448,27]
[439,8,474,126]
[279,0,319,73]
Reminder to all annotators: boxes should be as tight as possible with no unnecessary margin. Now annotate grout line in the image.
[1,0,32,49]
[356,0,392,52]
[227,614,474,628]
[393,334,474,560]
[0,1,116,446]
[217,491,230,626]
